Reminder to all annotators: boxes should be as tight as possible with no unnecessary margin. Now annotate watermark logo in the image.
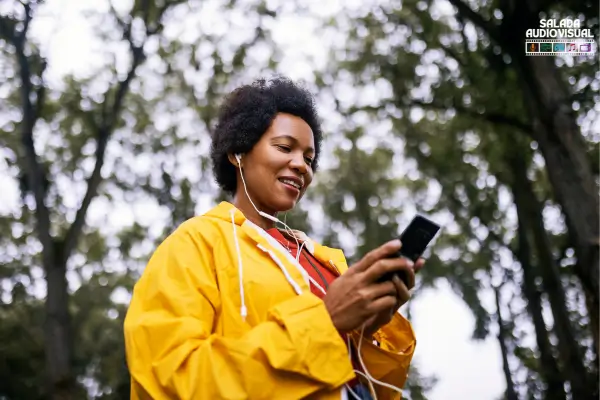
[526,18,594,38]
[525,17,596,56]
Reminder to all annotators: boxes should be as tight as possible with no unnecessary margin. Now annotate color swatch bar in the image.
[525,39,596,56]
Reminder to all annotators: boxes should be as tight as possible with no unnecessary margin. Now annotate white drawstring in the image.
[236,156,326,294]
[257,244,304,295]
[230,209,248,320]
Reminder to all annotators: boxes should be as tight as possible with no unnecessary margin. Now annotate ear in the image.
[227,153,241,168]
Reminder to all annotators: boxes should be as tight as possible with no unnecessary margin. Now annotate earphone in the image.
[233,153,306,262]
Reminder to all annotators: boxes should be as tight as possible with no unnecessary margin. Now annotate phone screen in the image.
[377,215,440,285]
[398,215,441,262]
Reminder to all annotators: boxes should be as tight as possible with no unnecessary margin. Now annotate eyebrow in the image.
[272,134,315,153]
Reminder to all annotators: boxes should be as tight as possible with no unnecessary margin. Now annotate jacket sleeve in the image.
[350,312,417,400]
[123,227,355,400]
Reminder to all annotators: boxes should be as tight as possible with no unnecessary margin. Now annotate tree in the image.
[444,0,600,358]
[0,0,281,397]
[319,0,598,397]
[503,135,594,398]
[492,282,518,400]
[513,216,565,400]
[1,0,168,395]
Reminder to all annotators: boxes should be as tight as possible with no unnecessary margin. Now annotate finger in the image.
[364,280,398,299]
[405,261,416,289]
[353,239,402,272]
[391,274,411,305]
[364,257,415,285]
[391,274,404,301]
[368,294,398,314]
[414,258,425,273]
[364,314,377,328]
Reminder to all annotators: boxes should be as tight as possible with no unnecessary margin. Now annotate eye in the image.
[276,145,291,152]
[304,157,313,165]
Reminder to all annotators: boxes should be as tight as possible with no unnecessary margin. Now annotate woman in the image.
[124,77,422,400]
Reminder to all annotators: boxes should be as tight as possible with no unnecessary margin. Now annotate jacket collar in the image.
[206,201,348,275]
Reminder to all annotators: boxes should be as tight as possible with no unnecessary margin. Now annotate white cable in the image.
[284,213,305,263]
[345,335,371,400]
[348,333,377,400]
[230,209,247,320]
[356,324,405,396]
[346,384,362,400]
[281,215,323,293]
[237,155,304,260]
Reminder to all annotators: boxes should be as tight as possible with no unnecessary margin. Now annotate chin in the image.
[270,197,297,213]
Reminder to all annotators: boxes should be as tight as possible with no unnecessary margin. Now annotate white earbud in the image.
[234,152,304,262]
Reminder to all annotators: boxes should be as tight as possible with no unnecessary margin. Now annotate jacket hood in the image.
[205,201,347,270]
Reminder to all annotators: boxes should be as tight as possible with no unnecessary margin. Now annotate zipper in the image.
[303,252,329,290]
[329,260,342,276]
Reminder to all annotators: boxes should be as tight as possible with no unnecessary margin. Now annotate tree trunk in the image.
[493,285,519,400]
[501,0,600,357]
[454,0,600,358]
[6,8,75,397]
[520,54,600,358]
[44,247,74,400]
[508,151,596,399]
[514,211,566,400]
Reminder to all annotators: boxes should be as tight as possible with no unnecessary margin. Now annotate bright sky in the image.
[5,0,508,398]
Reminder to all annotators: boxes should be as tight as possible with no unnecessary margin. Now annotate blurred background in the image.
[0,0,598,399]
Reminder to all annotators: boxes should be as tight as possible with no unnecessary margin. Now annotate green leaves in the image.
[0,0,284,397]
[322,0,598,397]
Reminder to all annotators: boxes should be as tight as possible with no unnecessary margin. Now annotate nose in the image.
[289,151,308,174]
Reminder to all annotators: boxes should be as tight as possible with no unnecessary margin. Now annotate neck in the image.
[232,192,277,231]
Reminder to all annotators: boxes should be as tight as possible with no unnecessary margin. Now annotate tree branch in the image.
[62,1,174,261]
[108,2,132,44]
[410,99,533,133]
[5,4,54,266]
[439,42,467,68]
[35,59,48,117]
[62,46,146,262]
[446,0,503,46]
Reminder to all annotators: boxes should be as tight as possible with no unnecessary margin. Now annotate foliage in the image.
[316,0,598,397]
[0,0,282,397]
[0,0,597,398]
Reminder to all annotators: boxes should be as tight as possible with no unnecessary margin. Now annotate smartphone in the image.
[377,215,441,285]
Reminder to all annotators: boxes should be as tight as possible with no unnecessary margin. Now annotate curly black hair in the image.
[210,76,323,195]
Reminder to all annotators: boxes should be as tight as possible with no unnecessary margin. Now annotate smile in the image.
[278,178,302,190]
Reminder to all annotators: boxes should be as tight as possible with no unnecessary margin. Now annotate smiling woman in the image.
[123,76,422,400]
[228,116,316,213]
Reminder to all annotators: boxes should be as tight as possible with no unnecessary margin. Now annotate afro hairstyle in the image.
[210,76,323,195]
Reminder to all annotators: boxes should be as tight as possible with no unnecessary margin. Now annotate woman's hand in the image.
[362,258,425,337]
[322,239,417,334]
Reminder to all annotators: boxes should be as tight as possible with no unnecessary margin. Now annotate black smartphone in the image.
[377,215,441,285]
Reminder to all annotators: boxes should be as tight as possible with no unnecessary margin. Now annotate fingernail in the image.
[391,239,402,247]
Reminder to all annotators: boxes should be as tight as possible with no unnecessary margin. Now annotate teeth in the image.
[281,179,301,189]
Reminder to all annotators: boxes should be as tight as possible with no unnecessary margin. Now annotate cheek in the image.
[302,174,314,192]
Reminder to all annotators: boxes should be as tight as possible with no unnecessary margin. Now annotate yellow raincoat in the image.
[124,202,416,399]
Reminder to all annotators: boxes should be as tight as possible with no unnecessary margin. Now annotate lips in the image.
[277,176,303,191]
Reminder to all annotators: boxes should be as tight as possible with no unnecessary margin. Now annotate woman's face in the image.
[231,112,315,214]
